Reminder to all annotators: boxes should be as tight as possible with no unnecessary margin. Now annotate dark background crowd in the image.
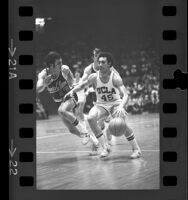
[35,0,160,119]
[36,40,160,119]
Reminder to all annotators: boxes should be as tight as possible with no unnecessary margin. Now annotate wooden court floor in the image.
[37,113,159,190]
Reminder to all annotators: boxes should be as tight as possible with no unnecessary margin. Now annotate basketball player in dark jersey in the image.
[37,52,96,145]
[81,48,103,155]
[82,48,101,109]
[82,48,101,81]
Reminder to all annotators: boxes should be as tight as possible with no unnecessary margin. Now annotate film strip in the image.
[9,0,187,199]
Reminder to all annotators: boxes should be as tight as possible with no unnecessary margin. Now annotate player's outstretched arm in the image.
[73,73,96,93]
[81,65,92,82]
[64,73,96,100]
[62,65,74,88]
[36,70,47,93]
[113,74,129,108]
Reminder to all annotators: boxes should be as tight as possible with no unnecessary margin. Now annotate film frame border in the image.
[8,0,187,199]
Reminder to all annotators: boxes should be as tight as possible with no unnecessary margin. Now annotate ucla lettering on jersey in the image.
[96,87,116,94]
[46,69,71,102]
[96,71,121,104]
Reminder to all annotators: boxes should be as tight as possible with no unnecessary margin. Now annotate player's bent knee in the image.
[68,128,75,134]
[77,110,82,117]
[87,115,96,124]
[123,122,133,138]
[65,122,78,135]
[58,107,68,118]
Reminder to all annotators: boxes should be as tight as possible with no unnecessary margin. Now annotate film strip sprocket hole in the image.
[162,4,178,188]
[18,4,35,187]
[161,3,187,192]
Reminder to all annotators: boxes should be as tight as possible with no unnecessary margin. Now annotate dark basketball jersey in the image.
[46,71,71,102]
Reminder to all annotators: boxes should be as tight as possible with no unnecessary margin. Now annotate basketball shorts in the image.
[76,89,86,103]
[94,101,121,118]
[54,93,78,109]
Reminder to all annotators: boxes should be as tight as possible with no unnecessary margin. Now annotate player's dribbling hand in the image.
[113,106,128,119]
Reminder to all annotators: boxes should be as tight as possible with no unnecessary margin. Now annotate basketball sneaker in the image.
[105,128,112,146]
[89,143,100,156]
[100,145,111,158]
[130,149,142,159]
[89,134,100,146]
[77,121,90,145]
[80,133,90,145]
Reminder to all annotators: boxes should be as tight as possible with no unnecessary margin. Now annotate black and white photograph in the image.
[36,0,160,190]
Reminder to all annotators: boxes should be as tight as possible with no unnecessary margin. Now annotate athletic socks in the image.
[90,134,99,146]
[72,118,79,126]
[126,134,140,150]
[96,132,109,149]
[126,134,135,141]
[73,119,87,134]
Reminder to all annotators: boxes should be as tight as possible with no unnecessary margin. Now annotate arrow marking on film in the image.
[9,139,16,158]
[8,39,16,57]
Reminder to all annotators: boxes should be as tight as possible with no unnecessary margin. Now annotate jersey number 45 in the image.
[101,94,114,101]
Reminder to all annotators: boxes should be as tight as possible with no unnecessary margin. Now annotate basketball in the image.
[108,117,127,137]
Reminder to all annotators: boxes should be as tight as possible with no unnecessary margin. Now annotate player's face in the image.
[93,51,99,59]
[49,58,62,78]
[98,57,111,73]
[75,71,81,79]
[54,58,62,70]
[93,52,100,70]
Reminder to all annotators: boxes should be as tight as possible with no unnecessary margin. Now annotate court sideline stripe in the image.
[37,133,70,139]
[37,124,159,139]
[37,150,159,154]
[37,119,159,140]
[38,119,159,124]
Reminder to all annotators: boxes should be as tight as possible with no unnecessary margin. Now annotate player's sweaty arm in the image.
[62,65,74,88]
[64,73,96,99]
[73,73,96,93]
[81,65,92,82]
[36,70,47,93]
[113,74,129,109]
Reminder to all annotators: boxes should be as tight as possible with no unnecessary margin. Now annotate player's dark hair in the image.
[98,52,114,67]
[43,51,61,68]
[93,48,101,55]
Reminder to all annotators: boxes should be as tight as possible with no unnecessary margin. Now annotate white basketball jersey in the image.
[96,71,121,104]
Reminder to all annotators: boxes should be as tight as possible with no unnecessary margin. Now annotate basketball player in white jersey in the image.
[37,51,96,145]
[82,48,120,81]
[82,48,101,81]
[65,52,142,158]
[82,48,121,154]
